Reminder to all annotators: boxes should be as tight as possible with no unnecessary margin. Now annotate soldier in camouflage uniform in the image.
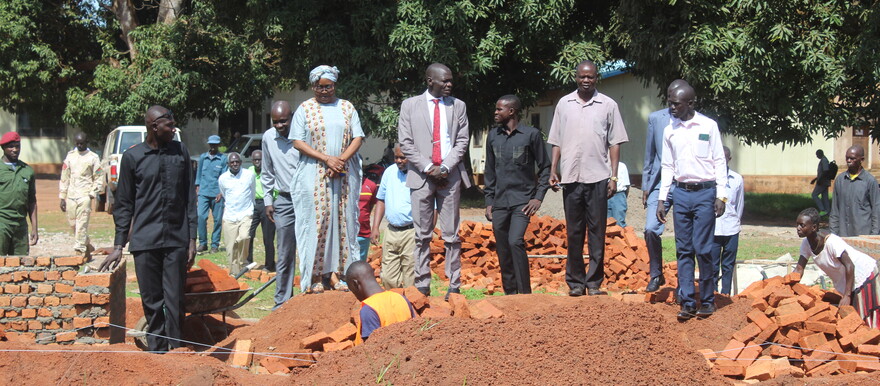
[60,132,103,253]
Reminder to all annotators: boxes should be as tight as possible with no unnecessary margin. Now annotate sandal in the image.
[311,283,325,294]
[334,281,349,292]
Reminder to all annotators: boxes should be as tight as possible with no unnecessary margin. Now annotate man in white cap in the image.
[196,134,227,253]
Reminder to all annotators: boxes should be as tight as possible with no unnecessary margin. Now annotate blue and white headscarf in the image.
[309,65,339,85]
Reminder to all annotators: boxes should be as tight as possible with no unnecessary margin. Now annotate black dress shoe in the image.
[587,288,603,296]
[444,287,460,301]
[677,306,696,321]
[696,303,716,318]
[196,244,208,253]
[646,275,666,292]
[568,287,585,297]
[417,287,430,297]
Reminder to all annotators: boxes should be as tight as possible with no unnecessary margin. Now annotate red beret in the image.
[0,132,20,146]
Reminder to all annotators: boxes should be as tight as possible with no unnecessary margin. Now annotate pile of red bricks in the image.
[186,259,248,293]
[242,269,276,283]
[0,255,126,344]
[402,217,677,294]
[701,273,880,380]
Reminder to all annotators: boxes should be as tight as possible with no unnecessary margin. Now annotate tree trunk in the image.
[111,0,139,60]
[157,0,183,24]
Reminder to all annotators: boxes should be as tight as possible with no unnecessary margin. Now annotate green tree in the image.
[613,0,879,145]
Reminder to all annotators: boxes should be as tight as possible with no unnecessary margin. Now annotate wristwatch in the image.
[719,197,728,203]
[609,176,619,182]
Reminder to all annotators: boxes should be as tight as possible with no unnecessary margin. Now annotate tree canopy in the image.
[1,0,878,145]
[613,0,880,145]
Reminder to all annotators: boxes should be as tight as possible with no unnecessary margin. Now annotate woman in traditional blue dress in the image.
[291,65,364,293]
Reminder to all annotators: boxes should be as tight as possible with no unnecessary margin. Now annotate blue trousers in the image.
[272,193,297,309]
[672,187,718,309]
[357,236,370,261]
[197,195,223,249]
[607,190,628,227]
[711,233,739,295]
[645,188,673,279]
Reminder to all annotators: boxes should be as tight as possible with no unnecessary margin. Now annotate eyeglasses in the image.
[157,110,174,121]
[314,84,335,91]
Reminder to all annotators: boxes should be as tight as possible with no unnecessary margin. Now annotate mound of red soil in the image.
[291,295,731,385]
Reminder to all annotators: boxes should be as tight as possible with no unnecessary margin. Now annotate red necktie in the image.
[432,98,442,166]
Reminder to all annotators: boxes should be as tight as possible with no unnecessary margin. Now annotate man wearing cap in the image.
[0,132,38,254]
[195,135,227,253]
[59,132,103,253]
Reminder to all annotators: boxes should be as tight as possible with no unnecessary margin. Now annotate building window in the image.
[17,106,65,137]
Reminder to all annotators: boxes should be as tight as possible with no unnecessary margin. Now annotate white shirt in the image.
[422,90,451,172]
[218,168,255,222]
[800,234,878,294]
[714,169,744,236]
[616,162,630,193]
[659,112,727,200]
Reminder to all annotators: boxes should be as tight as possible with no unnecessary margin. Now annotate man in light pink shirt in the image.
[656,84,727,320]
[548,60,629,297]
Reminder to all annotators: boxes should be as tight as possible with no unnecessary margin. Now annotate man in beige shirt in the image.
[548,60,628,297]
[59,132,103,253]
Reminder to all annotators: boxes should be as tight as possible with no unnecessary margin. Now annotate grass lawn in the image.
[660,236,797,263]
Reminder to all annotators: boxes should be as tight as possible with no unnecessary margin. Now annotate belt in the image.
[674,180,716,191]
[388,223,414,231]
[277,191,291,198]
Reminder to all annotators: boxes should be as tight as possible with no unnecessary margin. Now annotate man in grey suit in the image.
[398,63,471,298]
[644,79,688,293]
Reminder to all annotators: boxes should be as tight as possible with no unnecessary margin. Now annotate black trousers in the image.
[563,180,609,290]
[247,199,276,271]
[492,204,532,295]
[133,247,186,352]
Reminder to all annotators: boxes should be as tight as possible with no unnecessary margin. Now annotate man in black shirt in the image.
[484,95,551,294]
[100,105,197,353]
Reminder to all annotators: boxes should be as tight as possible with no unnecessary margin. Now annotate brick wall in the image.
[0,256,126,344]
[842,235,880,261]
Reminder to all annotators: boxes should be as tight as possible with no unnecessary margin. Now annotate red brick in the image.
[732,324,762,343]
[45,271,61,281]
[43,296,60,306]
[807,360,841,377]
[11,296,26,307]
[59,296,74,305]
[27,320,42,330]
[72,292,91,304]
[61,270,76,280]
[744,356,775,381]
[62,321,72,330]
[36,257,51,266]
[13,271,28,281]
[746,309,773,331]
[775,311,807,327]
[799,332,828,350]
[19,284,30,293]
[3,284,19,294]
[322,341,353,352]
[775,300,805,316]
[28,271,44,281]
[5,332,35,342]
[93,316,110,328]
[55,331,76,342]
[804,320,836,334]
[300,332,332,350]
[714,358,745,377]
[736,342,763,367]
[837,312,864,337]
[838,304,858,318]
[54,256,84,266]
[804,344,837,371]
[4,257,20,267]
[469,300,505,319]
[751,298,769,311]
[720,339,746,359]
[74,273,111,288]
[73,317,93,329]
[36,284,53,294]
[20,308,36,318]
[860,344,880,356]
[94,327,111,339]
[447,293,471,318]
[0,273,9,281]
[27,296,43,306]
[327,323,357,343]
[810,310,835,323]
[841,327,880,349]
[0,296,9,306]
[259,357,291,374]
[402,286,428,311]
[230,339,253,367]
[37,308,52,317]
[44,321,60,329]
[5,310,18,317]
[856,358,880,372]
[91,293,110,305]
[55,283,73,293]
[59,308,76,318]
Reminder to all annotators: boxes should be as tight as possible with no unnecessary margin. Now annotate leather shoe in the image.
[196,244,208,253]
[696,303,716,318]
[677,306,696,321]
[568,287,585,297]
[646,275,666,292]
[444,287,460,301]
[587,288,603,296]
[417,287,430,297]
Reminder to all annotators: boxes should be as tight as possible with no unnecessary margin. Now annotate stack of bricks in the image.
[393,217,678,294]
[0,255,125,345]
[700,273,880,380]
[842,235,880,260]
